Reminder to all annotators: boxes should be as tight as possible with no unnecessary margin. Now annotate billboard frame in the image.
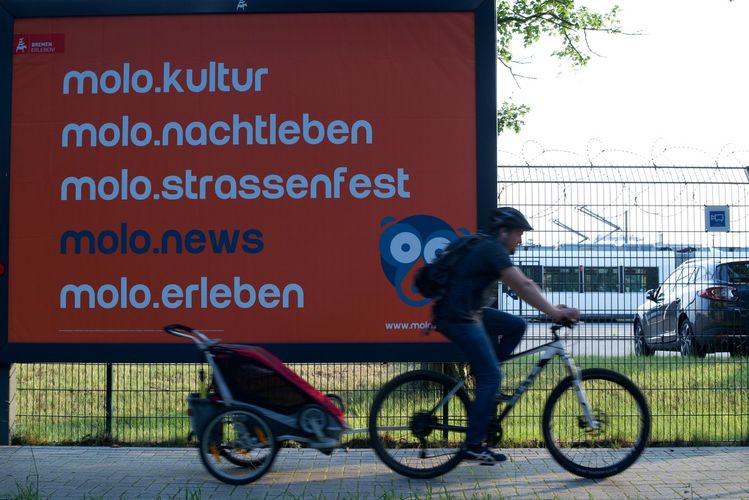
[0,0,497,363]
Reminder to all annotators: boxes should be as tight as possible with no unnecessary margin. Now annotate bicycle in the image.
[368,321,651,479]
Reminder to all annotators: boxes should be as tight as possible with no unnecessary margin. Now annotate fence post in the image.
[105,363,113,441]
[0,363,16,445]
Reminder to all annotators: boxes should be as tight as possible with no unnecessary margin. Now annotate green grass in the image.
[498,354,749,446]
[12,363,205,446]
[9,356,749,446]
[0,480,40,500]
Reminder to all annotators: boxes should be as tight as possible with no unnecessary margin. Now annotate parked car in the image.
[633,258,749,357]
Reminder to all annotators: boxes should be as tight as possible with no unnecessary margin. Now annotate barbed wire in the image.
[496,139,749,246]
[499,139,749,169]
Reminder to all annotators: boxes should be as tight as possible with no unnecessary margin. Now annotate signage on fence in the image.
[0,1,497,360]
[705,205,730,232]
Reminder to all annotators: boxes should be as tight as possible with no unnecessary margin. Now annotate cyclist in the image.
[433,207,580,464]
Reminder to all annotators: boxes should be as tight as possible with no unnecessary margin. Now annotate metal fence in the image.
[495,158,749,445]
[10,362,429,446]
[9,353,749,446]
[8,161,749,446]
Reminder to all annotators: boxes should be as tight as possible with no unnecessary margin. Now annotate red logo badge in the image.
[13,34,65,55]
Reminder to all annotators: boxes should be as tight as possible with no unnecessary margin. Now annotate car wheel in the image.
[678,319,706,358]
[633,321,654,356]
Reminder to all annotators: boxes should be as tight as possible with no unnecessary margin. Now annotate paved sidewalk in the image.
[1,446,747,499]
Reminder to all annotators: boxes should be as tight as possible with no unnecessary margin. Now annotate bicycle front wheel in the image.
[369,370,470,479]
[542,368,650,479]
[199,408,278,485]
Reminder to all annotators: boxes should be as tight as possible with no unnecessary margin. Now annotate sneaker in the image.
[460,444,508,465]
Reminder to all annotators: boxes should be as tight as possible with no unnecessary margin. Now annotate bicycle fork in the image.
[560,350,600,430]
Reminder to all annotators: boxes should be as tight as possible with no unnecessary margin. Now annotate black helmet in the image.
[489,207,533,233]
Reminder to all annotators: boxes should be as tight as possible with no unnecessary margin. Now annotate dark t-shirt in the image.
[432,236,514,324]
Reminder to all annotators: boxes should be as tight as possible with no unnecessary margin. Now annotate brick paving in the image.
[1,446,747,499]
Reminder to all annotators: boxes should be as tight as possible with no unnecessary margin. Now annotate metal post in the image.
[105,363,113,440]
[442,381,449,442]
[0,363,16,445]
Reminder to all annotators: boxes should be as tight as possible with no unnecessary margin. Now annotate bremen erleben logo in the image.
[236,0,247,11]
[379,214,469,307]
[15,37,27,53]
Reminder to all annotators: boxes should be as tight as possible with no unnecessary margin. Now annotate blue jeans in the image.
[436,309,526,446]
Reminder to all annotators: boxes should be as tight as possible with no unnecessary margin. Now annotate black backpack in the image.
[413,234,483,299]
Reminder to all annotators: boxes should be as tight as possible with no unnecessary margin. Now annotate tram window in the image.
[520,265,543,285]
[623,267,659,292]
[543,267,579,292]
[584,267,618,292]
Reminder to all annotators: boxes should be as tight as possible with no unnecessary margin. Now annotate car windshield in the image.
[716,262,749,284]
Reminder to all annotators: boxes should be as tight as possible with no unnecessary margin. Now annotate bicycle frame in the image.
[432,326,600,430]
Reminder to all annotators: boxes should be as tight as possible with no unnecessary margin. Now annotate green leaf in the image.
[498,100,531,135]
[496,1,622,132]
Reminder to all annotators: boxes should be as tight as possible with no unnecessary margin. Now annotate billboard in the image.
[0,0,497,362]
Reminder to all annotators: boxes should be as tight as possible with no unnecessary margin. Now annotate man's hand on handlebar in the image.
[549,305,580,325]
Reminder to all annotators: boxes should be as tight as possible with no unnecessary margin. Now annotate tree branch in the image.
[583,29,603,58]
[560,29,586,63]
[497,10,556,25]
[499,58,537,88]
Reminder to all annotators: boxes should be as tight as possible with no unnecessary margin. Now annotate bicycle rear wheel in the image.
[199,408,278,485]
[369,370,470,479]
[542,368,650,479]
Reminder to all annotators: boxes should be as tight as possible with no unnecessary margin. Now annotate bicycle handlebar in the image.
[550,318,578,335]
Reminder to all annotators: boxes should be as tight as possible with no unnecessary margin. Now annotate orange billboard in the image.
[3,7,496,357]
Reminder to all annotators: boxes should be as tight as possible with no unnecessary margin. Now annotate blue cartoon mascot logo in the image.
[379,214,469,307]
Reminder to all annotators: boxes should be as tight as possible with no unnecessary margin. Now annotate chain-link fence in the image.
[496,159,748,446]
[8,162,749,446]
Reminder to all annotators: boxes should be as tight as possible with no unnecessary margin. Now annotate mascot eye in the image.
[423,237,451,263]
[389,232,422,264]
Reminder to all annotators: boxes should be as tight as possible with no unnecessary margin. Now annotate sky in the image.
[497,0,749,166]
[494,0,749,248]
